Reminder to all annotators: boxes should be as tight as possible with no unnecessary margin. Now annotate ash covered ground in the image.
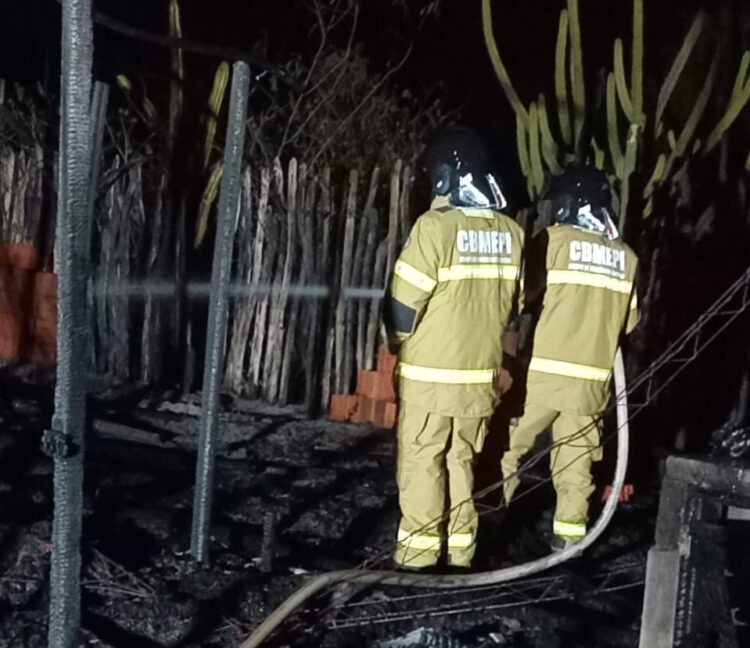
[0,367,747,648]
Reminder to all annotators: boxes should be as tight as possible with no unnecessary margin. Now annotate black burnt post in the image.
[46,0,94,645]
[190,61,250,563]
[639,456,750,648]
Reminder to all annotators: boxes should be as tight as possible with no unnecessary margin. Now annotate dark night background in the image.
[1,4,750,646]
[0,0,712,202]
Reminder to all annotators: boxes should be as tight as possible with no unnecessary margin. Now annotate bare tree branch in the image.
[309,43,414,167]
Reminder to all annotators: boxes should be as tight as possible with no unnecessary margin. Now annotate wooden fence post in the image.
[224,167,254,393]
[334,170,358,394]
[248,167,272,392]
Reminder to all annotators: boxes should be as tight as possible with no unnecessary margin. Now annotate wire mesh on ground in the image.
[327,561,645,630]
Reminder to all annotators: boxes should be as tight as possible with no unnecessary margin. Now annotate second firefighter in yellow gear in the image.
[384,128,523,569]
[501,166,639,551]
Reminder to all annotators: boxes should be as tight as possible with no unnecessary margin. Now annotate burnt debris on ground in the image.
[0,368,746,648]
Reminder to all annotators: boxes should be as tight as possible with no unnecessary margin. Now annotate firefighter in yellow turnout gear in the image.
[384,128,523,569]
[501,167,639,552]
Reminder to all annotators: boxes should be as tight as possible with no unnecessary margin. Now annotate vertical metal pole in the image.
[191,61,250,563]
[48,0,93,646]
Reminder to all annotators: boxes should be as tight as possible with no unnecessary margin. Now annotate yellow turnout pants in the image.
[395,402,486,568]
[500,400,602,540]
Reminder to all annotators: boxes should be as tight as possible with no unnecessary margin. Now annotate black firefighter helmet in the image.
[541,165,618,239]
[425,126,506,210]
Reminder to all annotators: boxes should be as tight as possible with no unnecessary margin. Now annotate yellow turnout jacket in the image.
[384,197,525,417]
[524,224,639,415]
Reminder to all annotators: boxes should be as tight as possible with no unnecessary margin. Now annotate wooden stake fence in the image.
[223,157,414,412]
[0,122,414,410]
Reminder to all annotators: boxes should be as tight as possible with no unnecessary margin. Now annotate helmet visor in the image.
[451,172,506,210]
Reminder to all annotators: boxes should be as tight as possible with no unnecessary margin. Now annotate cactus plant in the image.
[203,61,230,170]
[705,52,750,152]
[566,0,585,151]
[555,10,572,148]
[168,0,184,146]
[482,0,750,237]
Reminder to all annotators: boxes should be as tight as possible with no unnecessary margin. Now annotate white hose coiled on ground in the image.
[240,349,629,648]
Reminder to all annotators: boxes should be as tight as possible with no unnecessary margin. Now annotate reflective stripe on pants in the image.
[553,520,587,538]
[395,402,485,568]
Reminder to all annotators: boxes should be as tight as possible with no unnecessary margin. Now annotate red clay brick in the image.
[351,396,375,423]
[33,272,57,296]
[330,394,359,421]
[0,312,22,362]
[0,268,14,314]
[0,243,38,270]
[29,317,57,344]
[32,273,57,319]
[368,399,386,427]
[373,371,396,402]
[31,295,56,321]
[377,345,397,376]
[24,339,56,366]
[382,402,398,430]
[356,370,377,397]
[11,269,33,314]
[0,267,33,315]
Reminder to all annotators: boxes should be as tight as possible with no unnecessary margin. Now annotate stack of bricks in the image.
[329,345,398,429]
[0,242,57,366]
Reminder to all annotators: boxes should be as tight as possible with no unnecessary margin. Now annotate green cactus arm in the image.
[203,61,230,169]
[482,0,529,126]
[732,52,750,98]
[555,9,572,147]
[655,12,705,138]
[528,102,546,196]
[591,137,606,170]
[567,0,586,150]
[116,75,132,92]
[606,72,624,177]
[705,51,750,152]
[614,38,637,125]
[115,74,154,125]
[676,45,720,157]
[631,0,644,122]
[195,162,223,247]
[643,197,654,219]
[538,95,563,174]
[516,112,532,180]
[169,0,184,144]
[667,130,677,151]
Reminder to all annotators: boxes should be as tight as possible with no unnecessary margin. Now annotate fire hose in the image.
[239,348,629,647]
